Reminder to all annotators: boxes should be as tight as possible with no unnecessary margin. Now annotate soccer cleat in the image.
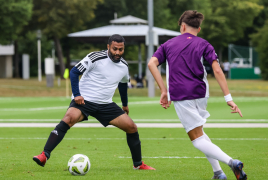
[212,172,227,179]
[133,161,155,170]
[230,160,247,180]
[33,151,47,167]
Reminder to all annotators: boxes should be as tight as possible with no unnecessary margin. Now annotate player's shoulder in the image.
[87,50,108,63]
[120,58,128,67]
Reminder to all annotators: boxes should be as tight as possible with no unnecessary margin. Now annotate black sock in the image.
[44,121,70,159]
[126,132,142,167]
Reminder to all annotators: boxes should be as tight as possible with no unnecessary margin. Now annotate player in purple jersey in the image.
[148,10,247,180]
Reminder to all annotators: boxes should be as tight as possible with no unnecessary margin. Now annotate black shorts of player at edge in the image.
[68,99,125,127]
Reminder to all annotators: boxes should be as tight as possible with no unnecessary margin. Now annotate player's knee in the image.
[62,114,77,127]
[126,123,137,133]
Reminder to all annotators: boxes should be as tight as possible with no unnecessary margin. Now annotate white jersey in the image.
[71,50,129,104]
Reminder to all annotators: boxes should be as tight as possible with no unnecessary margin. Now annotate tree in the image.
[0,0,32,44]
[0,0,33,77]
[251,20,268,79]
[199,0,263,61]
[32,0,102,78]
[250,0,268,80]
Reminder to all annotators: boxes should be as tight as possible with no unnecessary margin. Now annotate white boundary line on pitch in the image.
[1,97,268,111]
[0,119,268,122]
[119,156,206,159]
[0,123,268,128]
[0,137,266,140]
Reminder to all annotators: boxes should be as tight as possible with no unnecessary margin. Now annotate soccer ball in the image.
[67,154,90,175]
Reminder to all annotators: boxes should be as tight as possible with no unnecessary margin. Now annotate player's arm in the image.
[70,66,85,105]
[148,57,170,109]
[118,82,129,114]
[211,60,242,117]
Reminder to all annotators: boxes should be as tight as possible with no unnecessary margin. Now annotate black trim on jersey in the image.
[120,59,128,67]
[88,50,107,63]
[92,56,108,63]
[75,63,86,73]
[81,68,86,73]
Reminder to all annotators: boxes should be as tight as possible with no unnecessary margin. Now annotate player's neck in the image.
[181,31,198,36]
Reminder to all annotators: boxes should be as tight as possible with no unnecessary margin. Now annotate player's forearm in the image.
[118,82,128,106]
[70,67,83,97]
[212,61,230,96]
[148,57,167,93]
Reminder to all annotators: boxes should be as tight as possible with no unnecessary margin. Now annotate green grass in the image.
[0,97,267,179]
[0,128,267,180]
[0,97,267,123]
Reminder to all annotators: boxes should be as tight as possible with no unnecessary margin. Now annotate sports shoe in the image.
[212,172,227,179]
[33,151,47,167]
[133,161,155,170]
[230,160,247,180]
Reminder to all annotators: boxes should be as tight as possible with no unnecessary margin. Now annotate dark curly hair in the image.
[108,34,125,45]
[178,10,204,28]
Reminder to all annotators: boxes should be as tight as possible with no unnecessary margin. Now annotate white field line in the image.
[119,156,206,159]
[0,119,268,122]
[0,137,266,140]
[1,97,268,111]
[0,123,268,128]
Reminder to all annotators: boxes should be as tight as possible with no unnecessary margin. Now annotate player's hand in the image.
[227,101,243,117]
[122,106,129,115]
[160,92,170,109]
[74,96,85,105]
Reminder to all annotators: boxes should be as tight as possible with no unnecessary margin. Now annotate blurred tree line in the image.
[1,0,268,79]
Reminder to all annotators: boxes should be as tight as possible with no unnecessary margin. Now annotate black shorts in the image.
[68,100,125,127]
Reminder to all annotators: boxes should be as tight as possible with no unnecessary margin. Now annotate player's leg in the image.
[188,126,228,179]
[44,107,85,157]
[202,131,226,179]
[174,99,242,179]
[108,113,155,170]
[33,107,84,167]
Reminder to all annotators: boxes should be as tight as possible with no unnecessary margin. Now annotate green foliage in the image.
[251,20,268,80]
[32,0,103,38]
[0,0,32,44]
[199,0,263,49]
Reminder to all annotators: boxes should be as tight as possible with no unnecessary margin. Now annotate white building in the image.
[0,44,14,78]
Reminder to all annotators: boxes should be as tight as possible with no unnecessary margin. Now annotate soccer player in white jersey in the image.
[148,11,247,180]
[33,34,155,170]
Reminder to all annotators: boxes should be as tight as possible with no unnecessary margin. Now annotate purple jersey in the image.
[153,33,218,101]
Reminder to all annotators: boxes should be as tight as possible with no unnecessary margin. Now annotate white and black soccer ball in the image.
[67,154,90,175]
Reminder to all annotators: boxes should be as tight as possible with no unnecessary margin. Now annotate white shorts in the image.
[173,97,210,133]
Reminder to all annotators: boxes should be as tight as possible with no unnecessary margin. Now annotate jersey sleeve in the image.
[74,53,95,73]
[120,71,130,83]
[153,44,166,65]
[203,43,219,65]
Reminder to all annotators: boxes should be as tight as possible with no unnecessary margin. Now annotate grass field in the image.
[0,128,267,180]
[0,78,267,179]
[0,96,267,123]
[0,96,267,179]
[0,78,268,97]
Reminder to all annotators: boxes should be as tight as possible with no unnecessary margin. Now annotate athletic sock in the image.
[192,135,232,165]
[44,121,70,159]
[126,132,142,167]
[214,170,224,177]
[203,132,222,172]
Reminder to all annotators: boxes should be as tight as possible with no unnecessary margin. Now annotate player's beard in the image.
[108,49,122,63]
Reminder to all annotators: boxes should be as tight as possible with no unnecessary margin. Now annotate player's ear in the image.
[198,27,201,33]
[107,44,109,50]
